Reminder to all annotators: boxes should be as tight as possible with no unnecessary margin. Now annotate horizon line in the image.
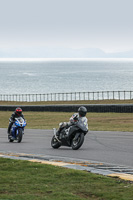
[0,57,133,61]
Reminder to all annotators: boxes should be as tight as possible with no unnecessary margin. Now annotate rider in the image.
[7,107,25,135]
[56,106,88,138]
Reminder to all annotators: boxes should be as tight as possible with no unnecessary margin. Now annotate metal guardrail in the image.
[0,91,133,102]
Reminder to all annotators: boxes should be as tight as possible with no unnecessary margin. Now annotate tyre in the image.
[17,129,23,143]
[71,132,84,150]
[51,136,61,149]
[8,132,14,142]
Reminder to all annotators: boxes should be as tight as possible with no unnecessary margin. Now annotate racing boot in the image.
[7,127,11,136]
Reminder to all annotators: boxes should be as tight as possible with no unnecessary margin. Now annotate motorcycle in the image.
[8,117,27,143]
[51,119,88,150]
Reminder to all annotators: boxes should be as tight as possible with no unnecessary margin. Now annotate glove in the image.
[70,113,78,122]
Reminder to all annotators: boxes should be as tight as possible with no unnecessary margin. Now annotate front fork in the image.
[16,128,24,136]
[53,128,61,142]
[53,128,56,136]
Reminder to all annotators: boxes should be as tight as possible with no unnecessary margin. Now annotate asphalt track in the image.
[0,128,133,168]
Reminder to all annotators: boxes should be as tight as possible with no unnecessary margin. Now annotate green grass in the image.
[1,99,133,105]
[1,111,133,131]
[0,157,133,200]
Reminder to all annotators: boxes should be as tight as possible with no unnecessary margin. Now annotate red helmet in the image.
[15,107,22,116]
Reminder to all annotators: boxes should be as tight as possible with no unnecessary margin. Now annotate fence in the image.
[0,91,133,102]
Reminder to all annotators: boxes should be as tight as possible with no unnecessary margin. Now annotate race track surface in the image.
[0,128,133,168]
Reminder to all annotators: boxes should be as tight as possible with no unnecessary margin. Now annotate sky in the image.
[0,0,133,58]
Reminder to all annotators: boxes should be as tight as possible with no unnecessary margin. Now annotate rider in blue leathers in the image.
[7,107,25,135]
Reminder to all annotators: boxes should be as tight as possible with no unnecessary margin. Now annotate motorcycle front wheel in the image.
[17,129,23,143]
[71,132,84,150]
[51,136,61,149]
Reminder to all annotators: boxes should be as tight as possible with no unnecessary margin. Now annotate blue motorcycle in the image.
[8,117,27,143]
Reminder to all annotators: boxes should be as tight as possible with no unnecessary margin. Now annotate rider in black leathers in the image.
[7,107,25,135]
[56,106,88,139]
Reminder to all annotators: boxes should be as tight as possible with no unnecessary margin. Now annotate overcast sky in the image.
[0,0,133,57]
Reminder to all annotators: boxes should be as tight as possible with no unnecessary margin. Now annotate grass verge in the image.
[0,157,133,200]
[1,99,133,105]
[1,111,133,131]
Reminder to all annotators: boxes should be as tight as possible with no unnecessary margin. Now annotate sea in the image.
[0,58,133,95]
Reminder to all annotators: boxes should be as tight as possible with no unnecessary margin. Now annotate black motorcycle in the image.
[51,119,88,150]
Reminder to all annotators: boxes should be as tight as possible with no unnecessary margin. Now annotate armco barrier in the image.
[0,104,133,113]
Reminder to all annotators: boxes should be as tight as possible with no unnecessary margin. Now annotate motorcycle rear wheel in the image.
[51,136,61,149]
[71,132,84,150]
